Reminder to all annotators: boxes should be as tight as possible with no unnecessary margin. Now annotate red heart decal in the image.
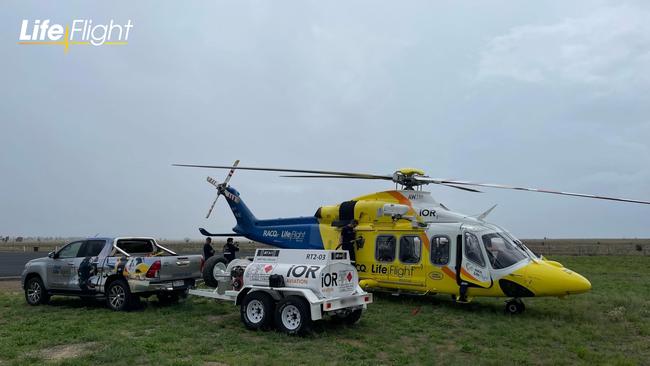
[264,265,273,273]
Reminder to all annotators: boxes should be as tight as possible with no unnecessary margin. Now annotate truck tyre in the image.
[334,308,363,325]
[106,279,132,311]
[25,276,49,305]
[202,256,228,288]
[241,291,275,330]
[275,296,311,335]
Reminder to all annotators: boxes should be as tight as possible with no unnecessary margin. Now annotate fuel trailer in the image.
[189,249,373,335]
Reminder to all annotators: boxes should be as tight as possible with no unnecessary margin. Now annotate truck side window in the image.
[375,235,396,262]
[57,241,84,259]
[430,235,450,265]
[399,236,421,264]
[464,232,485,267]
[80,240,105,257]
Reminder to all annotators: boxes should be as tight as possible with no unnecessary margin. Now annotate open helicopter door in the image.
[457,230,492,289]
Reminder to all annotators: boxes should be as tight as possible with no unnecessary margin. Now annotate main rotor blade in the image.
[416,177,650,205]
[173,164,392,180]
[281,174,387,180]
[439,183,482,193]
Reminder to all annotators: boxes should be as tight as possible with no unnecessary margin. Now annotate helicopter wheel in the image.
[504,298,525,314]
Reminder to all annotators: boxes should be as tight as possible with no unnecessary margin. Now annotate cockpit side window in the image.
[464,232,485,267]
[430,235,450,265]
[375,235,396,262]
[482,233,527,269]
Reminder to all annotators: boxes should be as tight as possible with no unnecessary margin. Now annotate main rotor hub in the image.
[392,168,427,189]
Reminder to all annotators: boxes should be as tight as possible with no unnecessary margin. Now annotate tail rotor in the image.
[205,159,240,219]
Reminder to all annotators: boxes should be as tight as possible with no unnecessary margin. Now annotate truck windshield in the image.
[482,233,527,269]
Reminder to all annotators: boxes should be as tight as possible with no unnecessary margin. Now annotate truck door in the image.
[47,241,84,289]
[73,240,106,290]
[458,231,492,288]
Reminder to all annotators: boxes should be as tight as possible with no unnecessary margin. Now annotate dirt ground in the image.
[0,280,21,292]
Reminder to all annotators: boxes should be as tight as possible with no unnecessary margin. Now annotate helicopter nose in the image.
[565,271,592,295]
[522,261,591,296]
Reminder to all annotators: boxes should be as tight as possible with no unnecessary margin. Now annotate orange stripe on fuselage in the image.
[460,267,479,283]
[441,266,456,279]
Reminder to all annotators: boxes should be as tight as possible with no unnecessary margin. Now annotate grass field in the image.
[1,256,649,365]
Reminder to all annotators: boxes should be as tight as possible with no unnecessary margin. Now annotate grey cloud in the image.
[478,5,650,90]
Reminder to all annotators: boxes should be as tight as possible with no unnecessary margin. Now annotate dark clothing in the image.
[340,226,357,263]
[223,243,239,262]
[203,243,215,260]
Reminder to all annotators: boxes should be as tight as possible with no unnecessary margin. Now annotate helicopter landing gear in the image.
[454,282,470,303]
[504,298,525,314]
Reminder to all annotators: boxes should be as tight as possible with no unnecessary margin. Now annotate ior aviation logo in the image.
[18,19,133,54]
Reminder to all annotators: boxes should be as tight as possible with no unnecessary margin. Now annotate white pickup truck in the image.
[21,237,203,310]
[191,248,373,335]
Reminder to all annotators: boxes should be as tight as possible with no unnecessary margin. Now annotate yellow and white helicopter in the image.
[174,162,650,314]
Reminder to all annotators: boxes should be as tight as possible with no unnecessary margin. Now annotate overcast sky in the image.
[1,1,649,239]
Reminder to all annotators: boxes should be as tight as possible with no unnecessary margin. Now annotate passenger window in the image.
[57,241,84,259]
[375,235,396,262]
[79,240,105,257]
[464,232,485,267]
[399,236,421,264]
[430,235,450,265]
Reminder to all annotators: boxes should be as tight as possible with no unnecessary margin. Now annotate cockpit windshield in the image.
[500,231,540,259]
[482,233,527,269]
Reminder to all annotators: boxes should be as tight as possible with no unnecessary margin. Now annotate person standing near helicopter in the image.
[223,237,239,262]
[203,237,215,260]
[337,220,358,263]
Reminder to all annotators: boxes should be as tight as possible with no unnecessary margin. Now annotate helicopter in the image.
[174,162,650,314]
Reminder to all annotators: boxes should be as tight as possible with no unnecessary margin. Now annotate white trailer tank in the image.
[244,249,358,299]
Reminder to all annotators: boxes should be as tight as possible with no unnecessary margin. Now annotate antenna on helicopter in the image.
[204,159,240,219]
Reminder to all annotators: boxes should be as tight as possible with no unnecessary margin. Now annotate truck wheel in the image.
[25,276,49,305]
[106,279,132,311]
[202,256,228,288]
[275,296,311,335]
[241,291,274,330]
[334,308,363,325]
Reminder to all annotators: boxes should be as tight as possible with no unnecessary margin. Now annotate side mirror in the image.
[48,251,55,258]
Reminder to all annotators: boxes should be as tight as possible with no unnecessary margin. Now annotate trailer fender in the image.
[235,288,251,306]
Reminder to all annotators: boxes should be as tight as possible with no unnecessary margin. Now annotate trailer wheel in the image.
[275,296,311,335]
[334,308,363,325]
[202,256,228,288]
[241,291,274,330]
